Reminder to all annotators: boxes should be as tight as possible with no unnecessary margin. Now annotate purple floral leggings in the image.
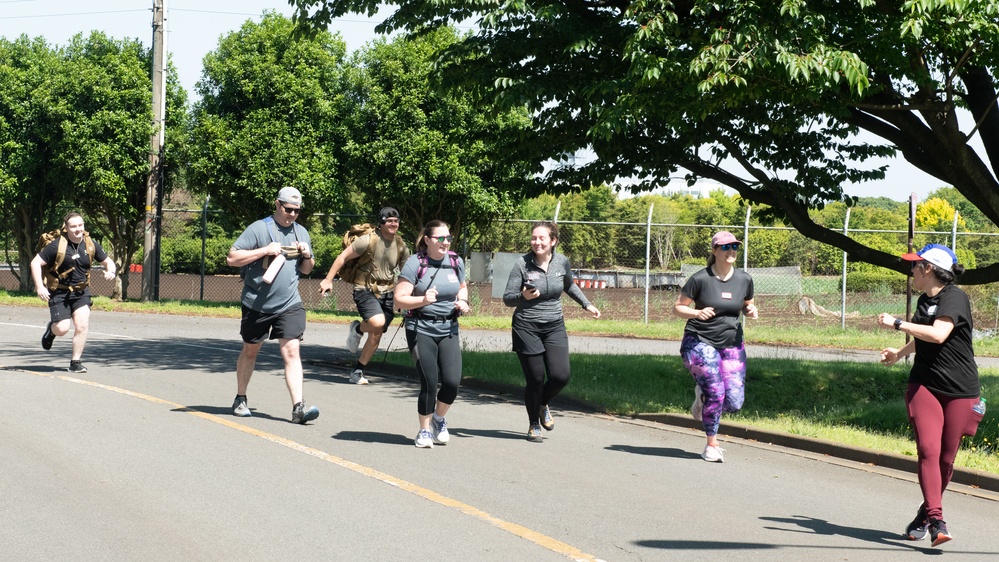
[680,334,747,436]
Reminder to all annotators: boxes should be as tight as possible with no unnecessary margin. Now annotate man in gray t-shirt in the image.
[225,187,320,424]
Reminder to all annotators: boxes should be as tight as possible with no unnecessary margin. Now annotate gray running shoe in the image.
[68,360,88,373]
[349,368,369,385]
[904,504,928,541]
[414,429,434,448]
[430,416,449,444]
[701,444,724,462]
[691,385,704,421]
[540,405,555,431]
[41,323,55,350]
[929,519,952,547]
[292,401,320,424]
[527,423,543,442]
[346,320,362,354]
[232,395,251,417]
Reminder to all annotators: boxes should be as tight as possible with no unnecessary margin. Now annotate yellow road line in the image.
[8,368,605,562]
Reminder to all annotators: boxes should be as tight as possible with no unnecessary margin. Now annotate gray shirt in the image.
[232,216,311,314]
[503,252,591,324]
[398,252,466,337]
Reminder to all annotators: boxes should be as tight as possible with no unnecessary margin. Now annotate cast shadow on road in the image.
[173,405,294,424]
[636,515,999,555]
[85,335,245,374]
[604,444,702,460]
[332,431,413,446]
[759,515,993,555]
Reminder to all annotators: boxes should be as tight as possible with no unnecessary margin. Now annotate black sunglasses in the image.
[281,204,301,214]
[430,235,453,243]
[716,243,741,251]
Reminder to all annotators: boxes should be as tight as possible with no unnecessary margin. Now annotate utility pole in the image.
[143,0,167,301]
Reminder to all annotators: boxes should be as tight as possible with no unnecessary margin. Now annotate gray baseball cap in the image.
[276,186,303,206]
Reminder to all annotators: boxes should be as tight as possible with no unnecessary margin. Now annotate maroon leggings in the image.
[905,383,982,521]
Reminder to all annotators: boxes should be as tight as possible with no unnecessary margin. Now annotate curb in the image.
[315,354,999,495]
[635,412,999,494]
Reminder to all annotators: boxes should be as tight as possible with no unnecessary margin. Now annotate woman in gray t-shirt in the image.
[394,220,471,449]
[673,231,758,463]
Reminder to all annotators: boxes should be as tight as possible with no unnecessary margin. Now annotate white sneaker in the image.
[346,320,363,354]
[431,416,449,444]
[414,429,434,448]
[702,444,724,463]
[349,368,369,385]
[691,385,704,422]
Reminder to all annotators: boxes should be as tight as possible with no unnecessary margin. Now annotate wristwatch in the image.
[894,318,903,331]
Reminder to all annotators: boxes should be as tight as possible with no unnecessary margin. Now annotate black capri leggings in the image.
[406,328,462,416]
[517,347,571,425]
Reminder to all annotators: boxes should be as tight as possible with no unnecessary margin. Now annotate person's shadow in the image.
[759,515,939,554]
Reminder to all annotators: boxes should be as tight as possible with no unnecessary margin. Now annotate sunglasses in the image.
[430,235,453,243]
[280,204,301,215]
[716,243,740,251]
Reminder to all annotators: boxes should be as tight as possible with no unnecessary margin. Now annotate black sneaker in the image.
[41,323,55,350]
[292,401,320,424]
[68,360,88,373]
[903,504,928,541]
[929,519,952,547]
[232,395,251,417]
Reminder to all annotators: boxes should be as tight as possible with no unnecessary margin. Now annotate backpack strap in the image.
[47,233,96,292]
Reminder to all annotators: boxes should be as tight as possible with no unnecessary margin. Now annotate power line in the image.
[0,9,149,20]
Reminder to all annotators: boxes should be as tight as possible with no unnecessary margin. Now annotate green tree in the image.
[187,12,351,230]
[341,27,535,243]
[0,33,186,297]
[0,36,63,291]
[57,32,188,299]
[291,0,999,283]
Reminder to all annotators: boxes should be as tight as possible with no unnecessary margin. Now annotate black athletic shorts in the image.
[240,303,306,344]
[48,289,92,323]
[512,317,569,355]
[353,289,395,332]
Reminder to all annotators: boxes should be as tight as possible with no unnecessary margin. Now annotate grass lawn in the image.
[380,350,999,475]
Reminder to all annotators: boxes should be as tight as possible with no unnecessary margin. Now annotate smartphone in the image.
[523,282,536,291]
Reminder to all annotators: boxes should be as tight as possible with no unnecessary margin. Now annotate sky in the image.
[1,0,978,204]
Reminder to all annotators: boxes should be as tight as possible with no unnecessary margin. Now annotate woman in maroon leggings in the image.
[877,244,984,548]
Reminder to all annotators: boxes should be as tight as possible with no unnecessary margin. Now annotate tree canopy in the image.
[290,0,999,283]
[187,12,351,229]
[341,27,535,240]
[0,32,187,296]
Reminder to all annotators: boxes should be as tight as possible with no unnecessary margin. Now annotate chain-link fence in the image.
[6,206,999,334]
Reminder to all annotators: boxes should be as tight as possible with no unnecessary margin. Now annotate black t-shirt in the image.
[909,285,980,397]
[38,235,108,287]
[680,266,755,349]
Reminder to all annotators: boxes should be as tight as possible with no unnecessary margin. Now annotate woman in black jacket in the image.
[503,221,600,442]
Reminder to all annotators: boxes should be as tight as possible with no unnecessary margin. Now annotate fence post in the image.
[644,203,654,324]
[742,206,751,270]
[200,196,209,301]
[952,210,959,249]
[841,206,851,330]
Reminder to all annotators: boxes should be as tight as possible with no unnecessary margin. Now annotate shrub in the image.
[846,271,908,294]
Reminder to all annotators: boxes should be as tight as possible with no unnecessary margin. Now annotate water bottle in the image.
[261,252,287,284]
[972,397,987,416]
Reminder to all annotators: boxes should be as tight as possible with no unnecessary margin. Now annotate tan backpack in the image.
[337,224,379,285]
[37,229,96,291]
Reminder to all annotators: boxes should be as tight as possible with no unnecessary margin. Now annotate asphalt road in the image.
[2,305,998,561]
